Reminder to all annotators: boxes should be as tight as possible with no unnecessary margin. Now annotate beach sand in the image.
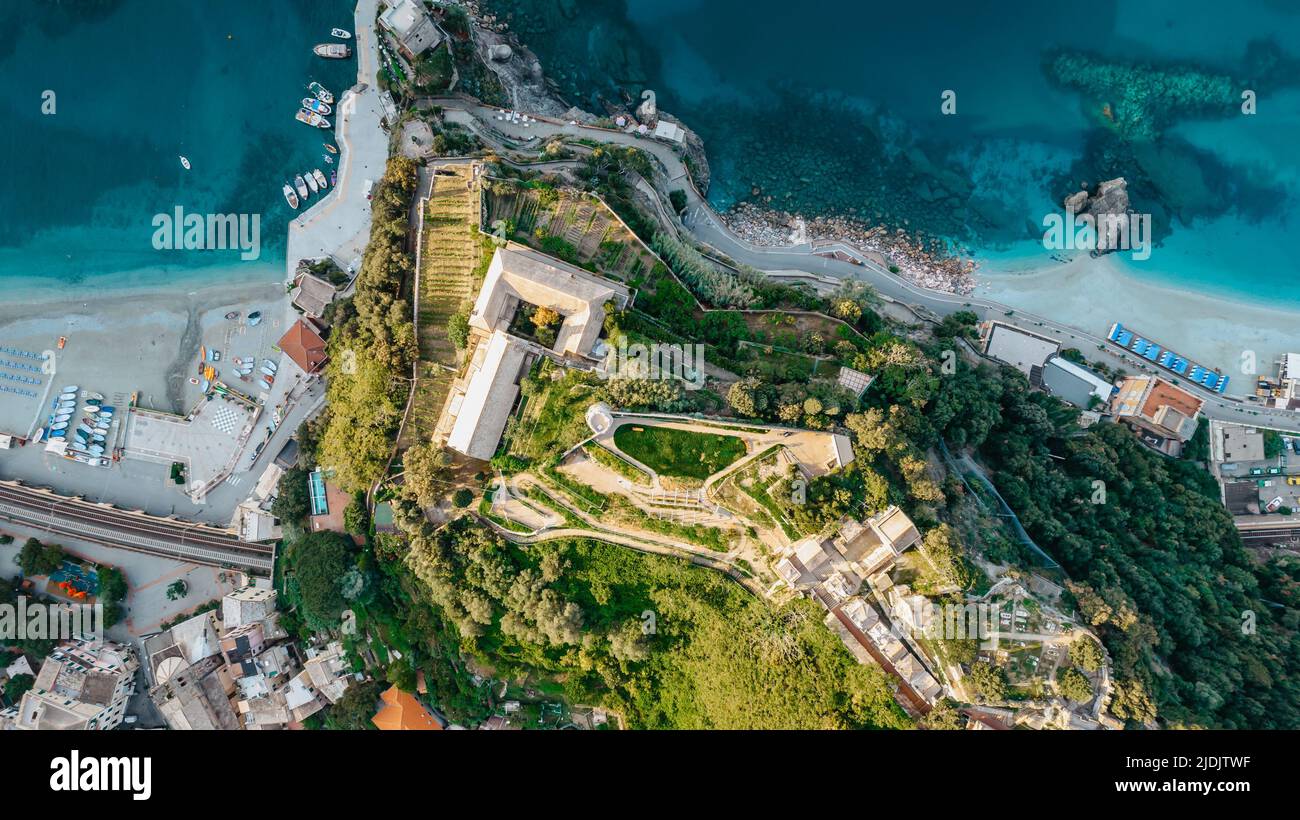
[976,254,1300,393]
[0,271,292,439]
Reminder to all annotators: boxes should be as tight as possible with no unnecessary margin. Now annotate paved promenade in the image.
[285,0,388,280]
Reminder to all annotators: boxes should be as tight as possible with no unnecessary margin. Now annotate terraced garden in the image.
[401,163,485,449]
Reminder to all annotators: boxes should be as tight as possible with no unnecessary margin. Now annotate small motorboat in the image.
[179,155,191,170]
[225,311,239,321]
[52,413,70,423]
[50,421,68,431]
[260,364,276,377]
[305,171,320,194]
[313,43,351,59]
[247,311,262,326]
[302,97,332,115]
[313,169,328,190]
[331,28,352,39]
[48,430,66,439]
[200,379,210,393]
[322,153,334,164]
[294,175,309,199]
[283,183,299,209]
[63,385,78,392]
[188,377,199,385]
[330,170,337,186]
[57,336,67,349]
[324,143,338,154]
[81,391,104,401]
[259,378,273,390]
[263,359,278,373]
[295,109,330,129]
[308,82,334,104]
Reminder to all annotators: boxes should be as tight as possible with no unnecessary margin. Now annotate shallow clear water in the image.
[487,0,1300,307]
[0,0,354,291]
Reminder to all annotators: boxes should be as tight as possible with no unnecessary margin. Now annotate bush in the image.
[452,488,474,508]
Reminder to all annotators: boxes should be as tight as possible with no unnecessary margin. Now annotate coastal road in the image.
[433,96,1300,432]
[0,480,273,572]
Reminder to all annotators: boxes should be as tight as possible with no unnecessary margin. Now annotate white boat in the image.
[331,28,352,39]
[295,109,330,129]
[313,169,328,190]
[295,175,309,199]
[80,391,104,401]
[313,43,351,59]
[283,183,299,210]
[63,385,78,392]
[308,82,334,104]
[264,360,278,373]
[305,171,320,194]
[50,422,68,431]
[179,155,191,170]
[260,364,276,376]
[259,379,273,390]
[302,97,332,115]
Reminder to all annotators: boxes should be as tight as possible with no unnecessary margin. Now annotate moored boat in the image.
[324,143,338,154]
[295,108,330,129]
[179,155,191,170]
[302,97,332,115]
[305,171,320,194]
[308,82,334,104]
[295,175,309,199]
[247,311,262,326]
[313,169,328,190]
[313,43,351,59]
[283,183,299,209]
[331,28,352,39]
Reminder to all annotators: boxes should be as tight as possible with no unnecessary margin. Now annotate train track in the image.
[0,481,274,572]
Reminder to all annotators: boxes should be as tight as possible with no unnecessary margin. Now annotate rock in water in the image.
[489,44,513,62]
[1064,177,1133,254]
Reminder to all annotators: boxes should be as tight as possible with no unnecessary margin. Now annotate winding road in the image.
[429,95,1300,433]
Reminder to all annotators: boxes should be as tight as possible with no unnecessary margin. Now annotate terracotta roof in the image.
[371,686,442,731]
[1141,378,1203,420]
[278,320,328,374]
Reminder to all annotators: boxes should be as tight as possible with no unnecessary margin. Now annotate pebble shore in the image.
[722,203,977,295]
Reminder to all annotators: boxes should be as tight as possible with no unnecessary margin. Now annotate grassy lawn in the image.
[612,425,746,480]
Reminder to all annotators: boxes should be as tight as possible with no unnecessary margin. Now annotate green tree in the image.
[966,662,1008,702]
[452,488,474,508]
[4,673,34,702]
[272,467,312,526]
[447,310,470,350]
[921,699,967,730]
[324,680,384,730]
[401,442,449,507]
[1056,667,1094,703]
[287,531,354,628]
[1071,637,1104,672]
[18,538,64,576]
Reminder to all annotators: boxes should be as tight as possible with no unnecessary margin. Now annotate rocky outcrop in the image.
[1064,177,1133,254]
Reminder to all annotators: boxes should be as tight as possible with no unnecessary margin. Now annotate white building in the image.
[445,329,533,461]
[982,321,1060,377]
[469,243,630,361]
[378,0,444,60]
[1,639,138,730]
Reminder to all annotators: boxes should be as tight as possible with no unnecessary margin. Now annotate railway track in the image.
[0,481,274,572]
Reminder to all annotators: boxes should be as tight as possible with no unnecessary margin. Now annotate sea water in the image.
[487,0,1300,308]
[0,0,355,294]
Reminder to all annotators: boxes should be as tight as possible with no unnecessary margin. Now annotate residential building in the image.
[378,0,444,60]
[277,319,329,375]
[838,505,922,574]
[1111,375,1204,455]
[0,639,138,730]
[372,685,443,730]
[223,586,278,630]
[290,271,338,320]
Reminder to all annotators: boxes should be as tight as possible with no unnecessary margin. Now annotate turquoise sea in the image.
[487,0,1300,308]
[0,0,354,291]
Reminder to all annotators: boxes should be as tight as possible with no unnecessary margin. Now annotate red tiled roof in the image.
[372,686,442,731]
[278,320,328,374]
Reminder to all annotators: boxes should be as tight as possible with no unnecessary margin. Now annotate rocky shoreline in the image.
[723,203,978,295]
[465,1,974,296]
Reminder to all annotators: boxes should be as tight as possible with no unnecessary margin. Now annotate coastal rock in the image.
[1063,177,1133,253]
[488,44,514,62]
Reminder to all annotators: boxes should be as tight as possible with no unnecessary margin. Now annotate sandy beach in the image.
[976,254,1300,393]
[0,269,292,439]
